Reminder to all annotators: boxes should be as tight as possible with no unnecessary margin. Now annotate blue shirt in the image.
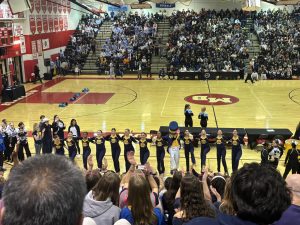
[273,204,300,225]
[120,207,165,225]
[0,135,5,152]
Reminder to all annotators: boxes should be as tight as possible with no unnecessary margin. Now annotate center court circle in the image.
[184,93,239,106]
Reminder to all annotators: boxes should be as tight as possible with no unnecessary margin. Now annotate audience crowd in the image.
[253,8,300,79]
[166,9,249,73]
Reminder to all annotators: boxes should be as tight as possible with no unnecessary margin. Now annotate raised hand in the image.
[127,151,136,165]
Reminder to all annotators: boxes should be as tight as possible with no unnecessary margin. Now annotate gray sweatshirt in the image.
[83,191,120,225]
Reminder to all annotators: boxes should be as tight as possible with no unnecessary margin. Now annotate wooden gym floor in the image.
[1,75,299,175]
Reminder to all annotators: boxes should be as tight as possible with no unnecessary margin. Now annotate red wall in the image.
[23,30,75,81]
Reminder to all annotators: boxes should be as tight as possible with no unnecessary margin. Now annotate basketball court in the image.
[1,75,299,174]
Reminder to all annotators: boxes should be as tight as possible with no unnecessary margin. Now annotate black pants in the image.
[68,146,77,161]
[83,147,91,170]
[96,146,106,169]
[3,137,9,160]
[185,119,193,127]
[34,73,43,83]
[7,138,16,161]
[124,149,133,172]
[217,147,228,173]
[184,146,196,171]
[156,148,165,174]
[201,145,210,168]
[200,120,207,128]
[75,139,81,154]
[283,163,298,179]
[232,149,242,172]
[0,151,3,168]
[18,142,32,161]
[42,140,52,154]
[111,146,121,173]
[140,148,150,165]
[245,74,254,83]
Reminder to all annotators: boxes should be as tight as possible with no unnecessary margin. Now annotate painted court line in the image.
[248,86,273,118]
[161,87,171,117]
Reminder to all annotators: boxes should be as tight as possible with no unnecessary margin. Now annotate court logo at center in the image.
[184,93,239,106]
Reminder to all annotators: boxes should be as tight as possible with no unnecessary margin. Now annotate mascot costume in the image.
[165,121,181,174]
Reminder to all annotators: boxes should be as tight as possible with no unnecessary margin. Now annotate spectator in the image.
[83,172,121,225]
[120,173,164,225]
[274,174,300,225]
[1,154,86,225]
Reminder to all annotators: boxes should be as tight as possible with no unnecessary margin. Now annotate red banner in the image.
[62,0,67,13]
[59,16,64,31]
[29,0,34,13]
[36,15,42,34]
[66,0,71,14]
[42,15,48,33]
[35,0,41,13]
[53,0,58,13]
[47,0,52,13]
[41,0,47,13]
[48,15,53,31]
[54,16,59,32]
[63,15,68,30]
[29,15,36,34]
[56,0,62,13]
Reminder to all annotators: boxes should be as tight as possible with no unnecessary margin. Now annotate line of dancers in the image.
[0,116,248,175]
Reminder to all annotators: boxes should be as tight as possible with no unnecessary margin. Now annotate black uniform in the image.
[80,137,92,170]
[7,126,17,160]
[52,120,65,140]
[198,112,208,128]
[137,138,152,165]
[184,109,194,127]
[53,139,64,155]
[216,135,228,173]
[17,128,32,161]
[65,137,77,161]
[105,134,121,173]
[90,136,106,169]
[155,138,166,175]
[231,136,243,172]
[121,135,137,172]
[261,147,269,165]
[200,136,210,168]
[283,148,299,179]
[182,135,196,171]
[42,124,53,154]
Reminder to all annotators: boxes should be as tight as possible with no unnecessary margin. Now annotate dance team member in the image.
[283,142,299,179]
[230,129,244,172]
[1,119,9,161]
[105,128,121,174]
[91,130,106,170]
[181,130,196,171]
[215,129,228,174]
[198,107,208,128]
[153,131,166,175]
[120,129,137,172]
[51,115,65,140]
[269,140,282,169]
[79,132,92,170]
[32,123,42,155]
[199,129,210,170]
[136,132,152,165]
[165,121,181,174]
[260,142,269,165]
[65,131,77,161]
[42,118,53,154]
[184,104,194,127]
[7,122,18,161]
[53,135,65,155]
[16,122,31,161]
[68,119,81,155]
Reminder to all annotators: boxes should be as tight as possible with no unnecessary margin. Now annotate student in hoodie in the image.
[83,172,121,225]
[186,163,291,225]
[90,130,106,170]
[135,132,152,165]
